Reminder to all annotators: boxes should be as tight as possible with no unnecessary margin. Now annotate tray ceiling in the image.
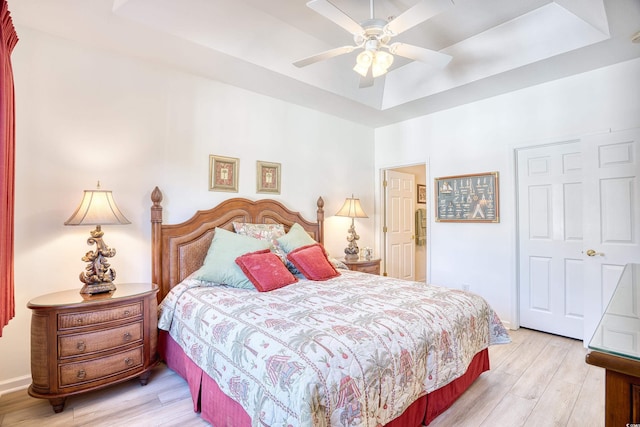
[10,0,640,127]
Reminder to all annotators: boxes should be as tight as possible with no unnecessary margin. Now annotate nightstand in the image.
[27,283,159,413]
[343,258,381,275]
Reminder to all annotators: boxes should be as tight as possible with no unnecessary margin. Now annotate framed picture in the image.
[256,161,281,194]
[417,184,426,204]
[434,171,499,222]
[209,155,239,192]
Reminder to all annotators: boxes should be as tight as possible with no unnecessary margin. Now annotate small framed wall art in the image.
[256,161,281,194]
[209,155,239,192]
[417,184,426,204]
[434,171,499,222]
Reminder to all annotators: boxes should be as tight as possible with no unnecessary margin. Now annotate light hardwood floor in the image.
[0,328,605,427]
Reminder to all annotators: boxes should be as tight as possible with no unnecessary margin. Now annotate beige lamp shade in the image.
[335,196,368,219]
[64,189,131,226]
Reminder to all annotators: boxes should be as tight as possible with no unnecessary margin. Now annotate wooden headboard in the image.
[150,187,325,301]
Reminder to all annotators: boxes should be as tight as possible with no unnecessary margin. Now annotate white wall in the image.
[374,57,640,328]
[0,27,374,392]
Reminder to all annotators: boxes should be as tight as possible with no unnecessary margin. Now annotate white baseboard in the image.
[0,375,31,397]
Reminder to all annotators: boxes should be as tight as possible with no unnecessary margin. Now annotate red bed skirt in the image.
[159,331,489,426]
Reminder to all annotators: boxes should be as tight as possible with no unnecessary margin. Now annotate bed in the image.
[150,187,510,426]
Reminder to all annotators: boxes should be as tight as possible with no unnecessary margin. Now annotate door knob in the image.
[585,249,604,257]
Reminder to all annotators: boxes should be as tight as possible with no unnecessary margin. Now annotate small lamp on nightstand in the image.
[335,195,368,262]
[64,182,130,295]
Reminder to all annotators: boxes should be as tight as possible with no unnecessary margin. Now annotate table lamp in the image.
[64,182,130,294]
[335,195,368,261]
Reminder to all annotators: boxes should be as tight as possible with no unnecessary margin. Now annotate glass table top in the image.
[588,263,640,361]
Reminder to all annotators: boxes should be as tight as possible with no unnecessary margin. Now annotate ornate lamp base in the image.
[80,282,116,295]
[78,225,119,295]
[343,219,361,262]
[344,253,359,262]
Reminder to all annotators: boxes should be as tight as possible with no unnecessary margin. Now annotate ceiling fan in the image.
[293,0,454,85]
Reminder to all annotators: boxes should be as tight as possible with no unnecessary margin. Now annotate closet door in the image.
[517,141,584,339]
[517,128,640,341]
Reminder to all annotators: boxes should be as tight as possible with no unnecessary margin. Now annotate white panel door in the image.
[384,170,415,280]
[517,128,640,341]
[582,129,640,343]
[517,141,584,339]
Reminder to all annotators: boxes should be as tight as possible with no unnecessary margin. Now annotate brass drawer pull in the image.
[123,332,132,342]
[76,341,86,352]
[76,319,83,324]
[76,370,86,380]
[124,310,131,316]
[124,357,134,367]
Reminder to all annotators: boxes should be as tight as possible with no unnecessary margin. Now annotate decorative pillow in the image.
[276,222,316,253]
[233,221,290,266]
[268,239,300,275]
[286,243,341,281]
[235,249,298,292]
[193,227,270,289]
[232,222,285,241]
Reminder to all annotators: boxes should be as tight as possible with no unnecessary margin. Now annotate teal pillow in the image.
[194,227,270,289]
[276,223,316,253]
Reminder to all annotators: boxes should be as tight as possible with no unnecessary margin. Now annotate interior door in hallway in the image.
[384,170,415,280]
[517,128,640,341]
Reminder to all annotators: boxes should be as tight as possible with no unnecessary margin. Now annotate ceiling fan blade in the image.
[293,45,356,68]
[385,0,453,35]
[389,43,452,68]
[359,73,374,88]
[307,0,364,35]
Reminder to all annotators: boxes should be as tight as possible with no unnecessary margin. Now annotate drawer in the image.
[59,347,143,387]
[58,302,142,330]
[58,322,143,358]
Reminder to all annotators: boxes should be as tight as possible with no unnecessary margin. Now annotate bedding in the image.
[158,270,510,426]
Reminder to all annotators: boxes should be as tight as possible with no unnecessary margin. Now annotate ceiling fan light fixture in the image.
[372,50,394,77]
[354,50,374,77]
[371,64,385,78]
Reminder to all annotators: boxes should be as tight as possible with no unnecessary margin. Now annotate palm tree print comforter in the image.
[158,270,510,426]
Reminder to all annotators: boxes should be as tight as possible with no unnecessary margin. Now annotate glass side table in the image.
[585,263,640,426]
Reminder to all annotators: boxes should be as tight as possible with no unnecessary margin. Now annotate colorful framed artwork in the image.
[256,161,281,194]
[417,184,426,204]
[209,155,239,192]
[434,171,499,222]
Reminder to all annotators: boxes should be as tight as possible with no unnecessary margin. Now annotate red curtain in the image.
[0,0,18,337]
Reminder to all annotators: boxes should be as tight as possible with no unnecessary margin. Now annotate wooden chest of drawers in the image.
[27,283,158,413]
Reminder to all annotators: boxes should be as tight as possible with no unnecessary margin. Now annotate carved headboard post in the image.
[150,187,163,300]
[317,197,325,245]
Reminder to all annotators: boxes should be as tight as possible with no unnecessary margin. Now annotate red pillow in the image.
[235,249,298,292]
[286,244,340,281]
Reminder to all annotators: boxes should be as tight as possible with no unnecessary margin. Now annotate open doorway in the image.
[381,164,427,281]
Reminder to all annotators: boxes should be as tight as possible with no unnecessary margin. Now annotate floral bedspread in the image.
[158,270,510,427]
